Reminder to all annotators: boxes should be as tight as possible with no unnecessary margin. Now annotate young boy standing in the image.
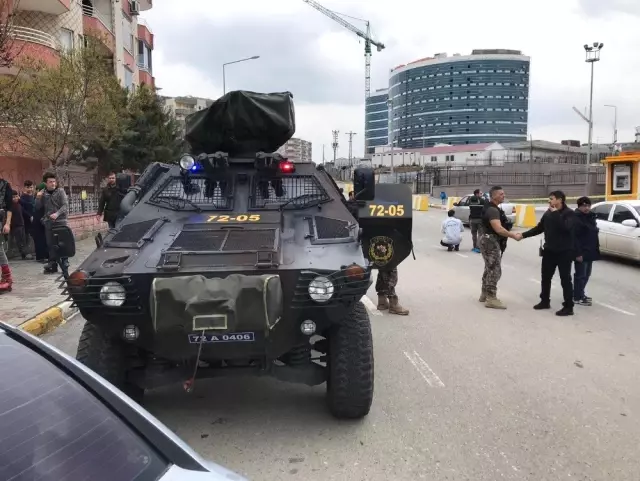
[10,190,29,260]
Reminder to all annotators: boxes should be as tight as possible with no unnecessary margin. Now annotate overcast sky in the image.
[143,0,640,162]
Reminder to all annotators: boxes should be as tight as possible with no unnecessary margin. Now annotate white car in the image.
[591,200,640,261]
[452,193,516,226]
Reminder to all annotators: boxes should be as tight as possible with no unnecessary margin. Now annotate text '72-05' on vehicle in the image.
[60,90,414,420]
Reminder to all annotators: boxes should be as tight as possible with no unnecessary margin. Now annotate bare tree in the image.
[0,0,21,69]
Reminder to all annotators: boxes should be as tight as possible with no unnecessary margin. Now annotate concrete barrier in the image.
[447,197,462,210]
[514,204,537,228]
[412,195,429,211]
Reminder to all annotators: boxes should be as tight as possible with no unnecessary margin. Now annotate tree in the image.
[0,36,127,169]
[0,0,21,69]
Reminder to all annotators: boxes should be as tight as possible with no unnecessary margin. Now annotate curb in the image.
[19,301,78,337]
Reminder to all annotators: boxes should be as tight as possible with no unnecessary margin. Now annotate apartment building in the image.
[0,0,154,187]
[2,0,154,89]
[277,137,313,163]
[160,95,214,135]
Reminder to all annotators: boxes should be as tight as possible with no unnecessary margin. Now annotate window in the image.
[58,28,73,50]
[612,205,637,224]
[124,67,134,91]
[592,203,612,221]
[122,19,133,52]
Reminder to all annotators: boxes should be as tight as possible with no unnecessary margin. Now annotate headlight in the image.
[179,154,195,170]
[308,276,334,303]
[100,282,126,307]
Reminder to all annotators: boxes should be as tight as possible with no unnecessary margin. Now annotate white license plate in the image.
[187,332,255,344]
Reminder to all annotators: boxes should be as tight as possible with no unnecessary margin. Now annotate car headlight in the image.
[308,276,334,303]
[179,154,195,171]
[100,282,126,307]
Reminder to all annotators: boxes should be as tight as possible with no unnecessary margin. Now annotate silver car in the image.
[453,193,516,225]
[0,322,247,481]
[591,200,640,261]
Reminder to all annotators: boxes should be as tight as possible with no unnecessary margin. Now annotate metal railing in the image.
[10,25,58,50]
[81,5,114,32]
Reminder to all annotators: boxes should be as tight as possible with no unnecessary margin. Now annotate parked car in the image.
[452,193,516,225]
[0,321,247,481]
[590,200,640,261]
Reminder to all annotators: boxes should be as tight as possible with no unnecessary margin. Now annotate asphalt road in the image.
[44,210,640,481]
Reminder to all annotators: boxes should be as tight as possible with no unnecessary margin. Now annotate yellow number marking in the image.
[366,204,405,217]
[207,214,262,223]
[236,215,248,221]
[218,215,230,222]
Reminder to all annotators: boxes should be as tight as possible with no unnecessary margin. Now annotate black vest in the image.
[482,202,511,234]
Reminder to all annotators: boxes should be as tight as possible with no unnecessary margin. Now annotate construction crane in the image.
[303,0,385,152]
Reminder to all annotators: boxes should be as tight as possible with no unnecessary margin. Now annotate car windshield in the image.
[0,333,168,481]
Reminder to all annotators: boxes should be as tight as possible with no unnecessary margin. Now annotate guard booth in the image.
[602,151,640,201]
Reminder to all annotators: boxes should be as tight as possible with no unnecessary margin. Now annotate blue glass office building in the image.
[388,49,530,149]
[365,88,389,154]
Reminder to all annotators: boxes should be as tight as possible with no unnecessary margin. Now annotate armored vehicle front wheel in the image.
[76,321,145,404]
[326,301,374,419]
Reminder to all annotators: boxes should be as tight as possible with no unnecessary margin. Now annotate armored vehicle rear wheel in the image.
[326,301,374,419]
[76,321,145,404]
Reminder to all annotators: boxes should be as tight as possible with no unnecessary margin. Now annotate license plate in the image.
[187,332,255,344]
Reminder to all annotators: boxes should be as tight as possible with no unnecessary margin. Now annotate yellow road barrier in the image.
[412,195,429,211]
[514,204,537,228]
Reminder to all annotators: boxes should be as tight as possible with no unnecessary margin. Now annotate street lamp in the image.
[584,42,603,167]
[604,104,617,147]
[222,55,260,94]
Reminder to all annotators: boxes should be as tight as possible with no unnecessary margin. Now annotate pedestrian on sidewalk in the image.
[9,190,30,260]
[478,186,521,309]
[38,173,71,277]
[97,171,124,229]
[19,180,35,246]
[440,191,447,205]
[440,209,464,251]
[31,182,49,263]
[521,190,577,317]
[573,196,599,306]
[468,188,485,253]
[0,175,14,293]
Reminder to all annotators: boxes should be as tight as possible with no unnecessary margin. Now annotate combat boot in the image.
[485,295,506,310]
[389,297,409,315]
[0,264,13,293]
[479,290,487,302]
[377,295,389,311]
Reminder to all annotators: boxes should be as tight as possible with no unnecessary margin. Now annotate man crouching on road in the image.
[479,185,521,309]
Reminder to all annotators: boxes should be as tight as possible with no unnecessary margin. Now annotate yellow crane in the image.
[302,0,385,151]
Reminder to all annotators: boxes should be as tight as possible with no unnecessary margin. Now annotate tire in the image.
[326,301,374,419]
[76,321,145,404]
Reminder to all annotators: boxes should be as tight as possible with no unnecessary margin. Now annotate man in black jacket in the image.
[573,196,599,306]
[96,172,123,229]
[468,188,485,253]
[521,190,577,316]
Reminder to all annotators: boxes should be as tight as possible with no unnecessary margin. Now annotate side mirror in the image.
[453,202,459,207]
[621,219,639,227]
[353,166,375,201]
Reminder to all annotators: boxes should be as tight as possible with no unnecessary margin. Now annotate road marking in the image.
[403,351,445,388]
[528,279,636,316]
[593,301,635,316]
[456,253,468,258]
[361,295,383,316]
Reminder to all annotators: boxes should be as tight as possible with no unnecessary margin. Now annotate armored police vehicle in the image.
[64,91,413,419]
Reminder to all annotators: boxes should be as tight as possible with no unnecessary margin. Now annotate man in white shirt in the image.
[441,209,464,252]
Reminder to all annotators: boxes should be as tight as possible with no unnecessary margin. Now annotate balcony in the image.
[17,0,70,15]
[0,26,60,74]
[138,69,154,88]
[138,0,153,11]
[136,18,153,49]
[82,5,115,53]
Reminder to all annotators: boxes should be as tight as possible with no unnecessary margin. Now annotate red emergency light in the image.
[279,161,295,173]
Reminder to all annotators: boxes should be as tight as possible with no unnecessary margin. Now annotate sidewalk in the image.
[2,237,98,326]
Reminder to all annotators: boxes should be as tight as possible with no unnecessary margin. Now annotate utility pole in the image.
[604,104,618,148]
[322,144,325,164]
[345,131,357,166]
[331,130,339,164]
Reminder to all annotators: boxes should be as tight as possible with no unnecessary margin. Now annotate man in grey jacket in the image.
[36,172,70,276]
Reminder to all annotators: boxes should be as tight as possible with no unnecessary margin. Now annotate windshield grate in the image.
[149,175,233,210]
[250,175,329,209]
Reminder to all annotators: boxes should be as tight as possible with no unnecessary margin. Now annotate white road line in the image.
[456,253,468,258]
[528,279,636,316]
[403,351,445,388]
[361,295,383,316]
[593,301,635,316]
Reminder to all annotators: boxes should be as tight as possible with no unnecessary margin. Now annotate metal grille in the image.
[149,176,232,210]
[62,276,142,313]
[314,216,351,239]
[168,228,277,252]
[251,175,329,208]
[110,219,159,243]
[168,230,227,251]
[222,230,276,251]
[291,269,371,309]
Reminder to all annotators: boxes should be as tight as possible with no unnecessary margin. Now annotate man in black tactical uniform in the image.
[468,188,485,253]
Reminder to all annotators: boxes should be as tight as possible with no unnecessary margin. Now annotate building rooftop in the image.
[400,143,499,155]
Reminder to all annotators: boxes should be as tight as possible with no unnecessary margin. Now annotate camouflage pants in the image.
[479,235,502,297]
[376,267,398,298]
